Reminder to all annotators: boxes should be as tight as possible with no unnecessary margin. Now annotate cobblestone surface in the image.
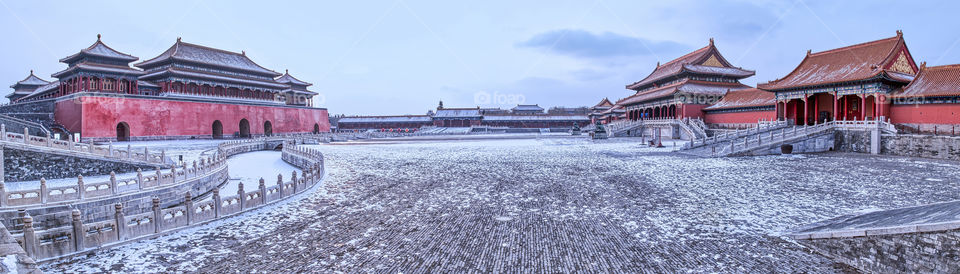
[44,137,960,272]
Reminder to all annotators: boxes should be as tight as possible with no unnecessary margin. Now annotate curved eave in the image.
[681,64,756,78]
[141,68,290,90]
[51,64,145,78]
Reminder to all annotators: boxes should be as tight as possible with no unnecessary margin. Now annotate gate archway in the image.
[239,119,250,138]
[313,123,320,134]
[264,121,273,136]
[116,122,130,141]
[212,120,223,139]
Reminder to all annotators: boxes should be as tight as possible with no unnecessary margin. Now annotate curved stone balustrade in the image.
[0,124,169,167]
[9,139,325,262]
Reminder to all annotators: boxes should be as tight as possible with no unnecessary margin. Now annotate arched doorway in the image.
[212,120,223,139]
[116,122,130,141]
[313,124,320,134]
[239,119,250,138]
[264,121,273,136]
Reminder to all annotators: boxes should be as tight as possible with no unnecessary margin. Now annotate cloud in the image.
[517,29,688,59]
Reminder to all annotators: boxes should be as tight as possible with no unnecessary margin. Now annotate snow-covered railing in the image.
[12,139,326,263]
[709,122,837,157]
[0,124,168,165]
[685,119,789,149]
[0,153,223,208]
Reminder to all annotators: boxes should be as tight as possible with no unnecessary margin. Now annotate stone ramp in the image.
[791,200,960,237]
[787,199,960,273]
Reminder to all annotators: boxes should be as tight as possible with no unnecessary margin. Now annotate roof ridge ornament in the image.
[709,37,714,46]
[97,34,101,41]
[806,49,812,56]
[896,30,903,36]
[177,37,181,42]
[242,50,246,56]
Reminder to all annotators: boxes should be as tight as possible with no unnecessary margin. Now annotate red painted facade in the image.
[704,110,776,125]
[889,104,960,124]
[55,95,329,140]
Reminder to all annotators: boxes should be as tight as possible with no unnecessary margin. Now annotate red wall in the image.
[890,104,960,124]
[681,104,707,119]
[55,96,329,139]
[704,110,776,125]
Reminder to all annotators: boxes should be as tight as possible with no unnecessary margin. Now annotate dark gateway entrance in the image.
[314,123,320,134]
[264,121,273,136]
[239,119,251,138]
[116,122,130,141]
[212,120,223,139]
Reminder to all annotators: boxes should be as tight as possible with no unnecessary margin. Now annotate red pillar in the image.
[802,97,808,125]
[833,93,838,121]
[860,94,866,120]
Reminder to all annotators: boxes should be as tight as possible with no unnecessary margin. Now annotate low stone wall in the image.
[835,131,960,160]
[5,139,325,263]
[0,100,55,116]
[833,130,871,153]
[796,228,960,273]
[741,131,835,156]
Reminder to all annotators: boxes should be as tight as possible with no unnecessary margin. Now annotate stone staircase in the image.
[682,119,897,157]
[600,118,708,140]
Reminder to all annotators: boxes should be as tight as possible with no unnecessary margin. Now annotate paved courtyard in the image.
[44,136,960,272]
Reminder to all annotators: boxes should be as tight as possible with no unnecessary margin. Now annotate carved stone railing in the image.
[12,140,325,262]
[0,124,168,166]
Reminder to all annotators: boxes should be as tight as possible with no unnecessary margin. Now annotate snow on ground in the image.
[114,139,226,163]
[42,136,960,273]
[220,151,300,195]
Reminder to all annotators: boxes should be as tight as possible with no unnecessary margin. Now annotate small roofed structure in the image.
[511,104,544,114]
[703,88,777,128]
[275,70,318,106]
[23,34,144,102]
[760,31,918,125]
[432,107,483,127]
[7,71,51,102]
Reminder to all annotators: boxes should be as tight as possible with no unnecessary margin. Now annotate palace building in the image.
[591,30,960,136]
[758,31,917,125]
[617,38,755,121]
[2,35,329,141]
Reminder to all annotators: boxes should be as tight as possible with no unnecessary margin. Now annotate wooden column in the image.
[860,94,867,121]
[802,96,808,125]
[833,92,839,121]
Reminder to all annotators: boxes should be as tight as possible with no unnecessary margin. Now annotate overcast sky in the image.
[2,0,959,115]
